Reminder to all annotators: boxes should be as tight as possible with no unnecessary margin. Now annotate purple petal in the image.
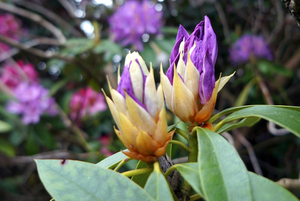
[170,25,189,63]
[199,50,215,105]
[117,63,147,110]
[203,16,218,64]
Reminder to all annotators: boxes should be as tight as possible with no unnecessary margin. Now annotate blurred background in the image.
[0,0,299,200]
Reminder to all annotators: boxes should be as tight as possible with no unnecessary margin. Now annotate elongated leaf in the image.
[197,128,253,201]
[249,172,298,201]
[0,120,12,133]
[175,163,203,197]
[235,78,257,107]
[144,163,173,201]
[36,160,154,201]
[219,105,300,137]
[131,161,151,187]
[209,105,300,123]
[96,150,127,168]
[216,117,260,134]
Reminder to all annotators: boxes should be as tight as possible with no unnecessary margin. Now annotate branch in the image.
[0,34,102,84]
[0,2,66,44]
[277,178,300,190]
[12,0,83,37]
[214,1,230,42]
[233,129,263,176]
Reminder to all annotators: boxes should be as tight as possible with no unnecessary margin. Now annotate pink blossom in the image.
[0,13,22,52]
[0,60,39,90]
[69,87,107,121]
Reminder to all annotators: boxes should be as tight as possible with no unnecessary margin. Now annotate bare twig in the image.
[277,178,300,190]
[233,129,263,175]
[257,77,290,136]
[268,0,285,43]
[0,2,66,44]
[214,1,230,42]
[221,132,235,147]
[12,0,83,37]
[252,0,264,33]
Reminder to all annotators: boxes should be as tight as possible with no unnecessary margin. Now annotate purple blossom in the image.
[6,82,57,124]
[229,34,273,64]
[108,0,163,51]
[166,16,217,105]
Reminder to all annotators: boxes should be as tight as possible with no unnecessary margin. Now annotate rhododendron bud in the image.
[160,16,234,126]
[104,52,173,163]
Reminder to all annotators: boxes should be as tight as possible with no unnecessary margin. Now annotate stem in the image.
[189,193,202,201]
[175,128,189,140]
[169,140,191,152]
[164,164,179,178]
[114,158,131,172]
[181,127,199,200]
[213,120,226,132]
[121,168,153,177]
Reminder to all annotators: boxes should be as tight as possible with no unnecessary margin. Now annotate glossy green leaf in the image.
[249,172,298,201]
[209,105,300,123]
[96,150,127,168]
[0,120,12,133]
[144,163,173,201]
[217,105,300,137]
[175,163,203,197]
[197,127,252,201]
[216,117,260,134]
[36,160,154,201]
[131,161,151,187]
[34,124,55,149]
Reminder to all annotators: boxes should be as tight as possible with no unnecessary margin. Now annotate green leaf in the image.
[257,60,293,78]
[0,120,12,133]
[0,138,15,157]
[161,27,181,35]
[209,105,300,123]
[216,117,261,134]
[144,163,173,201]
[36,160,154,201]
[49,77,73,96]
[197,127,253,201]
[96,150,127,168]
[216,105,300,137]
[153,38,175,55]
[25,131,39,155]
[249,172,298,201]
[131,161,151,187]
[140,43,156,67]
[235,78,257,107]
[175,163,203,197]
[34,124,55,149]
[62,38,94,56]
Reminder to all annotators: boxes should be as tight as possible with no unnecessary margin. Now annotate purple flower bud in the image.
[199,50,215,105]
[166,16,217,103]
[117,53,148,110]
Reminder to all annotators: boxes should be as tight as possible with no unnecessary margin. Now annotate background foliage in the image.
[0,0,300,200]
